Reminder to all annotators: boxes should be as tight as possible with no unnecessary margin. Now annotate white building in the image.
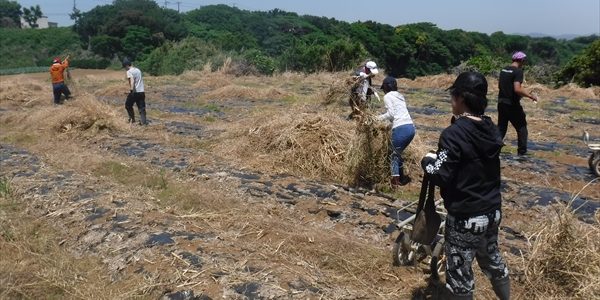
[20,16,58,29]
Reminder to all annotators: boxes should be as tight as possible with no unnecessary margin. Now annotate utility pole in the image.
[163,0,169,9]
[176,1,181,13]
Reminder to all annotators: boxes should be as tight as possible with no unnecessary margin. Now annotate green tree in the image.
[121,25,154,61]
[139,37,221,75]
[558,40,600,87]
[325,38,368,72]
[22,5,42,28]
[243,49,276,75]
[91,34,121,58]
[0,0,21,28]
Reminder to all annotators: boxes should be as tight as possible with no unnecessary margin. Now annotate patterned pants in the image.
[444,210,509,297]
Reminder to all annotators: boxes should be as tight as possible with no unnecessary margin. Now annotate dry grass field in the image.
[0,67,598,299]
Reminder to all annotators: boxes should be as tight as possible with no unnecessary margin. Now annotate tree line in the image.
[1,0,598,86]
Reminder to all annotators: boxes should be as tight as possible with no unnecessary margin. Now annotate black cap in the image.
[447,72,488,98]
[380,76,397,90]
[122,58,132,68]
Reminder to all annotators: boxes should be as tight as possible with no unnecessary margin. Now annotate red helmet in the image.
[53,57,61,64]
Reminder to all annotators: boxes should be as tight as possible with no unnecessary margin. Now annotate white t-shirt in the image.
[377,91,413,128]
[126,67,144,93]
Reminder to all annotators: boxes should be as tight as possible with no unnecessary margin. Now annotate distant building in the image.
[20,16,57,29]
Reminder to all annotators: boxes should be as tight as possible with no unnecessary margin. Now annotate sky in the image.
[16,0,600,36]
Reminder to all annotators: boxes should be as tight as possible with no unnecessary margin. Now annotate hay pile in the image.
[4,93,128,136]
[47,94,127,135]
[0,79,48,107]
[242,110,425,187]
[523,204,600,299]
[95,82,128,98]
[397,74,456,90]
[246,111,352,179]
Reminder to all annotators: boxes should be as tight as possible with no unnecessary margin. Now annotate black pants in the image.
[445,210,509,299]
[125,92,146,125]
[52,82,71,104]
[497,102,528,154]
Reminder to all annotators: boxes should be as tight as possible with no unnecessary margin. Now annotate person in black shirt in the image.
[497,51,538,155]
[422,72,510,300]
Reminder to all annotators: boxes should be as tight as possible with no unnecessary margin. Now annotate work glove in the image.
[420,151,437,171]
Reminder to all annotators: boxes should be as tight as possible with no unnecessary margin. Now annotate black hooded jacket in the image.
[421,116,503,218]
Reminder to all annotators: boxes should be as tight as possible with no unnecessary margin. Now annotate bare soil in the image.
[0,70,598,299]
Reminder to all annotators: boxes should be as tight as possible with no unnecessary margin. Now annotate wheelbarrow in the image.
[583,131,600,177]
[392,176,447,280]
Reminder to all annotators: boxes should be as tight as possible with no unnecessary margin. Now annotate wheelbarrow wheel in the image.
[393,231,414,266]
[592,156,600,177]
[430,237,446,280]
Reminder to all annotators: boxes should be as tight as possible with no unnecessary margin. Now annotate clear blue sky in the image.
[17,0,600,36]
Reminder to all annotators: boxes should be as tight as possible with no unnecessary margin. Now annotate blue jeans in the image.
[390,124,415,176]
[52,82,71,104]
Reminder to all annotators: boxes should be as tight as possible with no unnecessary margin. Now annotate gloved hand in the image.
[425,152,437,160]
[420,151,437,171]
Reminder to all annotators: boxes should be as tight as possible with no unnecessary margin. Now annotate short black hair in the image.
[449,72,489,115]
[450,88,488,115]
[380,76,398,92]
[122,58,132,67]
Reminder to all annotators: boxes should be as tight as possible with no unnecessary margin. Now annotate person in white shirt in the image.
[123,58,147,125]
[348,61,379,120]
[377,76,415,186]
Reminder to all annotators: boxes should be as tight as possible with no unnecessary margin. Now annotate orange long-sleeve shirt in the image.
[50,59,69,83]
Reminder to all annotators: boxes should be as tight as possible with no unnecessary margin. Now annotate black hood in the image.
[455,116,503,159]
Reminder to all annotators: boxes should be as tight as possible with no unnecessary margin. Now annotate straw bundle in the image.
[246,111,352,179]
[523,203,600,299]
[322,76,361,105]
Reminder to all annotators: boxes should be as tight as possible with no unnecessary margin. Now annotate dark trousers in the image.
[444,210,510,299]
[52,82,71,104]
[125,92,146,125]
[497,102,528,154]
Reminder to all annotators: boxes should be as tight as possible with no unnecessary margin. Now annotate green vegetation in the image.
[69,2,600,80]
[0,177,11,198]
[0,0,21,28]
[0,27,80,68]
[1,0,598,85]
[557,40,600,87]
[0,27,109,69]
[93,161,169,190]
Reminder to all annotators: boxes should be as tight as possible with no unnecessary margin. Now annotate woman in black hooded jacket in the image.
[421,72,510,300]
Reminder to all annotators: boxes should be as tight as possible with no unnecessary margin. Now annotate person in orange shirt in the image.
[49,56,71,104]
